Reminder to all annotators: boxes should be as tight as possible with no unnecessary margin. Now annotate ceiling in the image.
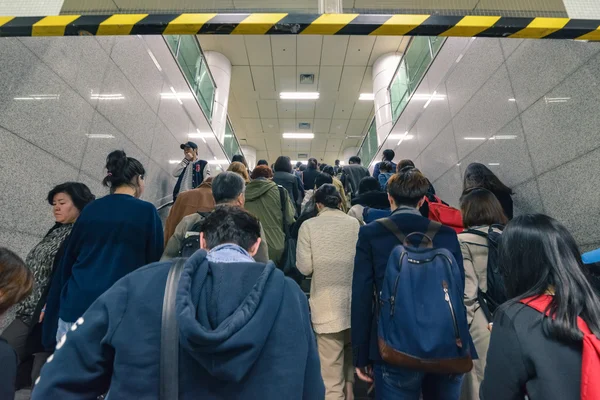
[198,34,409,164]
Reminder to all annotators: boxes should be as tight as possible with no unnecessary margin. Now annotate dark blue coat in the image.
[33,251,324,400]
[173,159,208,201]
[351,208,465,368]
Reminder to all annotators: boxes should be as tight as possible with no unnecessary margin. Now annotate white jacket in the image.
[296,208,360,334]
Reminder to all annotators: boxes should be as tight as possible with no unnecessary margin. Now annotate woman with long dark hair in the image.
[302,158,320,191]
[481,214,600,399]
[463,163,514,219]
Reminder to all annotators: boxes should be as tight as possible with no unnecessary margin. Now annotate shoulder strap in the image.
[278,186,290,237]
[421,220,442,248]
[376,218,406,243]
[160,258,186,400]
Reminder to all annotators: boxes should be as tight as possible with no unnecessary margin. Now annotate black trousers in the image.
[1,318,50,389]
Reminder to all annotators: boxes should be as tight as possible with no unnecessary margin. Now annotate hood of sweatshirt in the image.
[175,250,284,383]
[244,179,277,202]
[351,190,390,209]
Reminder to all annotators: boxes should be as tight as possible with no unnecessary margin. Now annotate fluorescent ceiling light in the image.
[280,92,319,100]
[464,137,487,140]
[508,98,516,102]
[359,93,374,101]
[412,93,446,101]
[282,133,314,139]
[14,94,60,100]
[488,163,500,166]
[545,96,570,103]
[490,135,517,140]
[169,159,180,164]
[388,134,414,140]
[208,159,228,164]
[86,133,115,139]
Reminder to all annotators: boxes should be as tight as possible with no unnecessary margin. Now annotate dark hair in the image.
[295,161,303,169]
[464,162,513,195]
[257,159,269,166]
[397,159,415,172]
[314,184,341,209]
[47,182,95,212]
[499,214,600,341]
[349,156,361,165]
[274,156,293,173]
[250,165,273,180]
[335,160,340,166]
[199,205,261,251]
[212,172,246,204]
[299,164,307,172]
[387,168,429,207]
[314,173,333,189]
[319,163,327,172]
[231,154,247,168]
[383,149,395,161]
[102,150,145,193]
[460,188,508,228]
[307,158,318,170]
[379,161,393,173]
[359,176,381,194]
[0,248,34,315]
[322,165,335,177]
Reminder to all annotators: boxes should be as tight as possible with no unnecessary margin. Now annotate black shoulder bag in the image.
[160,258,186,400]
[277,186,304,283]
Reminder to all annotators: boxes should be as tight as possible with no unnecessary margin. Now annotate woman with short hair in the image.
[2,182,95,389]
[463,163,514,219]
[457,188,507,400]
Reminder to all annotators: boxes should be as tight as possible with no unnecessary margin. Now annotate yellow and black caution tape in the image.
[0,13,598,40]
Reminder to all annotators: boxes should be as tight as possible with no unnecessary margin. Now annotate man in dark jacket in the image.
[33,206,324,400]
[341,156,370,199]
[173,141,210,201]
[351,168,465,399]
[372,149,397,180]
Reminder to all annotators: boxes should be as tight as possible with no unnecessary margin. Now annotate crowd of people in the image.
[1,143,599,400]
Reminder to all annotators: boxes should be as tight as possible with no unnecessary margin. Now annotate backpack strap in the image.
[278,186,291,238]
[376,218,406,244]
[421,220,442,248]
[160,258,186,400]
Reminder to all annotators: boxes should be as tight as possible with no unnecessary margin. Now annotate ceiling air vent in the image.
[299,122,311,129]
[298,153,309,159]
[299,74,314,84]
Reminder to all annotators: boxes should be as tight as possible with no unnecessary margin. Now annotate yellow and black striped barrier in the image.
[0,14,599,40]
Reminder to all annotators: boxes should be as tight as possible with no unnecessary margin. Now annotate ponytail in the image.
[102,150,145,194]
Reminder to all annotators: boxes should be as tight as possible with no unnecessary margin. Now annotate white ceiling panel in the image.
[333,102,355,119]
[296,141,312,151]
[311,137,328,152]
[321,36,349,66]
[325,151,340,161]
[317,66,342,92]
[273,66,297,92]
[261,118,280,133]
[330,119,349,134]
[271,36,297,66]
[266,139,282,150]
[368,36,404,65]
[313,118,332,133]
[342,138,361,148]
[296,102,315,119]
[345,36,376,66]
[346,119,368,136]
[314,99,335,119]
[279,118,297,132]
[211,36,249,65]
[245,137,266,150]
[257,100,278,118]
[250,66,275,93]
[238,100,260,118]
[351,100,374,120]
[244,36,272,66]
[256,150,269,161]
[231,66,255,97]
[360,67,374,93]
[297,36,322,66]
[339,66,366,97]
[326,139,343,152]
[242,118,263,133]
[277,102,296,119]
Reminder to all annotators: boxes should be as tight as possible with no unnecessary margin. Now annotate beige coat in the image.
[296,208,360,334]
[458,226,499,400]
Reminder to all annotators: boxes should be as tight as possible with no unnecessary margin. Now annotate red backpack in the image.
[521,295,600,400]
[424,195,463,234]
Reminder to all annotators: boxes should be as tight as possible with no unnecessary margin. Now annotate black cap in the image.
[180,141,198,150]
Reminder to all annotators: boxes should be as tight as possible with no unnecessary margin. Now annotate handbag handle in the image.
[160,258,186,400]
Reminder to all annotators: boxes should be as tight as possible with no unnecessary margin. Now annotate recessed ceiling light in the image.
[464,137,487,140]
[508,98,516,102]
[161,92,194,100]
[359,93,374,101]
[282,133,315,139]
[86,133,115,139]
[490,135,517,140]
[488,163,500,166]
[388,134,414,140]
[280,92,319,100]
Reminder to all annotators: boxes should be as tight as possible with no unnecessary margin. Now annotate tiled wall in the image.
[393,37,600,251]
[0,36,217,261]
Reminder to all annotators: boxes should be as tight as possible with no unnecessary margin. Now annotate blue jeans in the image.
[373,363,463,400]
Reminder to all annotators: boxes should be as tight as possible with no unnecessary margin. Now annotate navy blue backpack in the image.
[376,218,474,374]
